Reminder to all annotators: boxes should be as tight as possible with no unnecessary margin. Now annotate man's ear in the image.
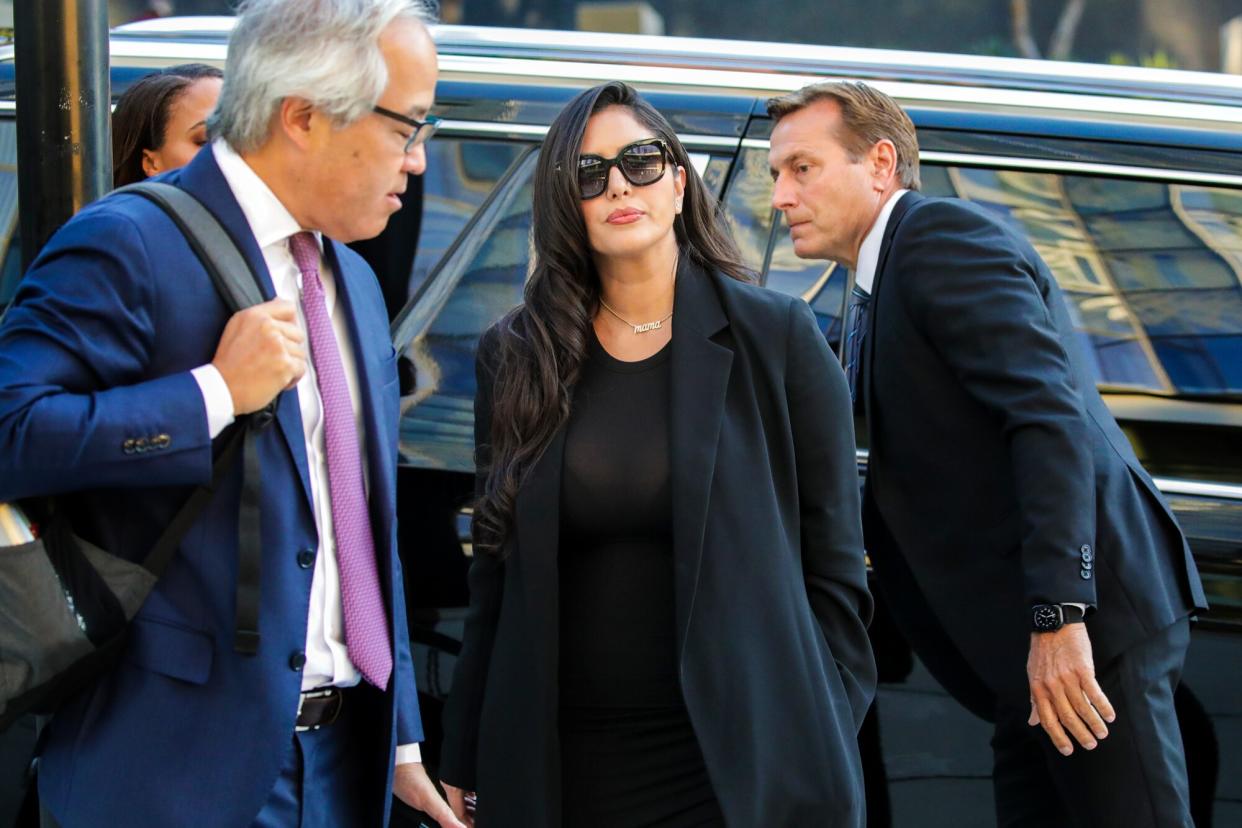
[870,139,898,190]
[278,97,316,149]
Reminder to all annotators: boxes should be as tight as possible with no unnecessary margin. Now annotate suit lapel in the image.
[670,260,733,662]
[863,190,923,415]
[175,149,314,518]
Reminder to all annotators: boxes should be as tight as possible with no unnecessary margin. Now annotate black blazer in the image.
[861,192,1207,705]
[440,259,876,826]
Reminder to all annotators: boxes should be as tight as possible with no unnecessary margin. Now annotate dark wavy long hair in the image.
[473,81,753,557]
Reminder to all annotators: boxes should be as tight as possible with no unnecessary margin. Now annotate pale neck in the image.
[594,243,679,319]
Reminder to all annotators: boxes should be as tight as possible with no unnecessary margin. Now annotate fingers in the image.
[1032,690,1074,756]
[1083,675,1116,724]
[1051,685,1098,750]
[421,791,468,828]
[1068,677,1110,742]
[443,785,475,828]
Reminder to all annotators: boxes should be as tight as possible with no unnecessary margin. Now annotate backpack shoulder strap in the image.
[114,181,267,312]
[112,180,269,656]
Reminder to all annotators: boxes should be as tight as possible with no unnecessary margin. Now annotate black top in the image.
[559,330,677,708]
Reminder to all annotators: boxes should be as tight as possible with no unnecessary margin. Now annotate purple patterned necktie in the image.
[289,231,392,690]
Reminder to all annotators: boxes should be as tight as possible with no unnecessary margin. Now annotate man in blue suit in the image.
[0,0,462,825]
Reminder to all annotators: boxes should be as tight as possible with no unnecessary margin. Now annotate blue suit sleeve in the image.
[0,205,213,500]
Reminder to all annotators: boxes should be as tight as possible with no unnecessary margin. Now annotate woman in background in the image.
[440,81,876,827]
[111,63,222,187]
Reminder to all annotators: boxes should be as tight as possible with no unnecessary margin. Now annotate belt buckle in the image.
[295,687,340,732]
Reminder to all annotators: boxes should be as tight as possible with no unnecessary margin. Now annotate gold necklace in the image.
[598,297,673,334]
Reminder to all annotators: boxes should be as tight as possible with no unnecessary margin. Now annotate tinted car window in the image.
[919,168,1242,396]
[0,121,19,305]
[722,147,776,274]
[410,139,527,297]
[398,150,539,472]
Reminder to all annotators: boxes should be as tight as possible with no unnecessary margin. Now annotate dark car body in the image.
[1,18,1240,826]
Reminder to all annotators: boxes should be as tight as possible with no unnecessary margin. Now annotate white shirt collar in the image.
[211,138,322,254]
[854,189,909,295]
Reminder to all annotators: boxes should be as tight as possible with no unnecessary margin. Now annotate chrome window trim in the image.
[856,449,1242,502]
[1152,478,1242,502]
[743,139,1242,188]
[434,121,738,153]
[103,20,1242,108]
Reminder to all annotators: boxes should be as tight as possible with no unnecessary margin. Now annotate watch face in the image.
[1033,605,1062,631]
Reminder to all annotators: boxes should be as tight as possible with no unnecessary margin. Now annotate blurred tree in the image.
[1010,0,1087,59]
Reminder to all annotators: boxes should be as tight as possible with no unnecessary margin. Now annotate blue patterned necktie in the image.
[844,284,871,403]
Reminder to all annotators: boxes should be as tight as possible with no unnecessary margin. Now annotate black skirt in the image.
[560,704,725,828]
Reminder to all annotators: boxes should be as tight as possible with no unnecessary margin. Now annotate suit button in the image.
[297,548,315,569]
[1080,544,1094,563]
[155,433,171,449]
[1081,560,1093,571]
[122,438,136,455]
[1080,568,1093,580]
[134,437,149,454]
[289,651,306,671]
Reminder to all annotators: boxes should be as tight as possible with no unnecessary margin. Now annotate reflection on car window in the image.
[410,139,527,296]
[922,168,1242,396]
[399,152,537,472]
[0,121,19,305]
[722,148,776,273]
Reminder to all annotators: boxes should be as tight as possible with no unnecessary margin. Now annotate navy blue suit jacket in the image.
[0,147,421,826]
[861,191,1207,707]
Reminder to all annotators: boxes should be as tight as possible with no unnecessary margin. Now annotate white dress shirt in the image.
[191,139,420,763]
[853,189,909,295]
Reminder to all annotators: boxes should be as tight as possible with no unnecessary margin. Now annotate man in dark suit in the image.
[0,1,461,825]
[766,81,1207,826]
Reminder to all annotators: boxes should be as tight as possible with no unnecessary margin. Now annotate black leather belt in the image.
[295,687,343,732]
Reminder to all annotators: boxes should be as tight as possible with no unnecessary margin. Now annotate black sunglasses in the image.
[373,105,441,153]
[576,138,672,199]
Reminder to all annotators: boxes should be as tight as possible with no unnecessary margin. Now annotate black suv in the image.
[1,19,1239,827]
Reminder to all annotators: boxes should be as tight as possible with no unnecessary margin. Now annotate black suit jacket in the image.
[440,259,876,826]
[861,191,1207,705]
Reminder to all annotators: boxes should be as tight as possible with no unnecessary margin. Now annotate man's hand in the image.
[1027,625,1116,756]
[211,299,307,415]
[442,782,476,828]
[393,762,466,828]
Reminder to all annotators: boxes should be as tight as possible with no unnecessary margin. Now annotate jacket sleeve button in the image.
[297,548,315,569]
[1080,568,1093,580]
[289,651,306,671]
[123,438,136,454]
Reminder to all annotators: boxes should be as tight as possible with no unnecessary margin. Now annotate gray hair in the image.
[209,0,436,153]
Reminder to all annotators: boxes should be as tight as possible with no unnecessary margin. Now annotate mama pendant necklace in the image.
[598,297,673,334]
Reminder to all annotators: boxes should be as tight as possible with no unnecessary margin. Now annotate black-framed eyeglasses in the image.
[575,138,672,199]
[372,105,441,153]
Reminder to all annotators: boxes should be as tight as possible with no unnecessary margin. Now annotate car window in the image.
[409,139,528,297]
[920,168,1242,396]
[0,120,20,306]
[722,147,776,275]
[397,150,539,472]
[752,159,1242,398]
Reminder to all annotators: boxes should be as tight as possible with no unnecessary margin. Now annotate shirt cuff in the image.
[395,743,422,765]
[191,364,236,439]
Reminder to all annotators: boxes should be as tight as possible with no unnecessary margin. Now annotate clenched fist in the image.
[211,299,307,415]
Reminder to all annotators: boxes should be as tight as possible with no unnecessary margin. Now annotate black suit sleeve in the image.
[786,298,877,732]
[892,201,1097,608]
[439,326,506,790]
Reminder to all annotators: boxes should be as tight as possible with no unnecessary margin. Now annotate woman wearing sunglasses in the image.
[439,81,875,827]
